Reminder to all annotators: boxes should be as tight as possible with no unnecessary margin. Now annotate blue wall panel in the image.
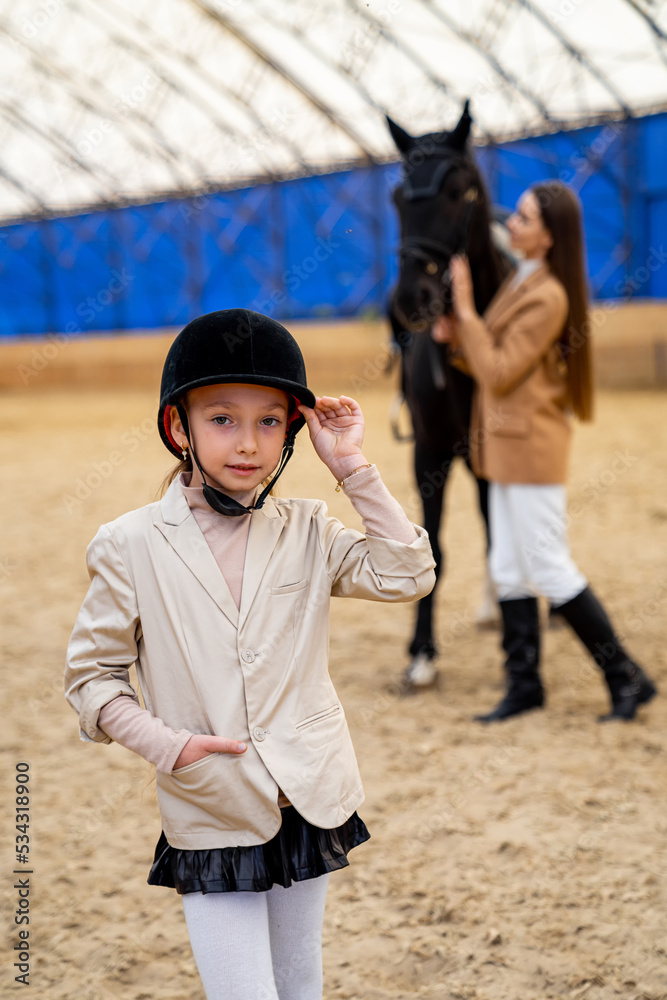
[0,111,664,337]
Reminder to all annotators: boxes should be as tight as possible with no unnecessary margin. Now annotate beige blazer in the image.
[64,479,435,850]
[455,264,572,484]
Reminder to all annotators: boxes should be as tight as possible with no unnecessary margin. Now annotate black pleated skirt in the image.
[147,806,370,894]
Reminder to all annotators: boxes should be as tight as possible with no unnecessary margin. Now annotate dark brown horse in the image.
[387,100,512,688]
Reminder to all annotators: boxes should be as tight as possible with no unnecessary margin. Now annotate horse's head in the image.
[388,100,483,332]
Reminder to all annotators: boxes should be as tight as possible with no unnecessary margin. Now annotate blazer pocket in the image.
[159,752,252,836]
[489,415,532,438]
[296,704,344,750]
[296,704,341,730]
[171,753,216,776]
[269,580,308,595]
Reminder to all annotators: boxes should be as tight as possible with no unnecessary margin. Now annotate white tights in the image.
[182,874,330,1000]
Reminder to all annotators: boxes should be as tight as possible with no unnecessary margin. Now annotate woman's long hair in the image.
[532,181,594,421]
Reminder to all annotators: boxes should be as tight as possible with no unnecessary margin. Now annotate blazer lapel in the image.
[483,271,516,327]
[239,497,284,624]
[485,264,550,331]
[155,480,240,628]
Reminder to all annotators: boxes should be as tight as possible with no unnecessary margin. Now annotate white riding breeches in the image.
[489,482,587,606]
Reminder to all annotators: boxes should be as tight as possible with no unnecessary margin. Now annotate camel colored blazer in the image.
[64,479,435,850]
[454,264,571,484]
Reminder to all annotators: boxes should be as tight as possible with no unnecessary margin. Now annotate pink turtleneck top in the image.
[97,465,417,774]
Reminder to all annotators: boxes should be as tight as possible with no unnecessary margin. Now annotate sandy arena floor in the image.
[1,383,666,1000]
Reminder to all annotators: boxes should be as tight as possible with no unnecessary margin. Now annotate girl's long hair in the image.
[158,453,191,498]
[532,181,594,421]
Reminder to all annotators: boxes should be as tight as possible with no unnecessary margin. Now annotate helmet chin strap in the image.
[176,405,294,517]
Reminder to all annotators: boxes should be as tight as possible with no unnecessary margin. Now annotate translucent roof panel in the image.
[0,0,665,221]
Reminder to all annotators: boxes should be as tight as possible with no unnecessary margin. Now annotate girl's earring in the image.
[181,443,188,461]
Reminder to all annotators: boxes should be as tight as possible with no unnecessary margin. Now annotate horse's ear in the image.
[386,116,414,156]
[449,99,472,150]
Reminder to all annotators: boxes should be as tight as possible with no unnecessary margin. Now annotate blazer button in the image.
[253,727,266,741]
[242,649,256,663]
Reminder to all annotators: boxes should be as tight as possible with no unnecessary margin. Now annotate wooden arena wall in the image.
[0,300,665,394]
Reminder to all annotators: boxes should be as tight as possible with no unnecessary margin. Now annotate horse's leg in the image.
[468,467,501,630]
[474,473,490,550]
[405,445,453,688]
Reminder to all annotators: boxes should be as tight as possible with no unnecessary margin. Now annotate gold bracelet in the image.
[334,464,372,492]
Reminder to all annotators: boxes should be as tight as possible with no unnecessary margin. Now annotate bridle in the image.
[397,153,480,287]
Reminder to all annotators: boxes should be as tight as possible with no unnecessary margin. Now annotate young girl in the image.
[434,181,657,723]
[64,308,435,1000]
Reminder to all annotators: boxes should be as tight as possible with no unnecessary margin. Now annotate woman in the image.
[434,181,656,723]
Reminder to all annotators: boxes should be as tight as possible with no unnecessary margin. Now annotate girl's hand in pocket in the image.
[174,734,246,770]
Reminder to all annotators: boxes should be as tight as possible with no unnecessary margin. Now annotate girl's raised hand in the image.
[173,734,246,771]
[298,395,369,483]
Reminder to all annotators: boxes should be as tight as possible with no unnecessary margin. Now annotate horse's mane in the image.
[459,150,513,314]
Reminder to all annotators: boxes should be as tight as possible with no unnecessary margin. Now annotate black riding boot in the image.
[474,597,544,723]
[552,586,657,721]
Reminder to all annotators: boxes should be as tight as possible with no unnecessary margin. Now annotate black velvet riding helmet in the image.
[157,309,316,515]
